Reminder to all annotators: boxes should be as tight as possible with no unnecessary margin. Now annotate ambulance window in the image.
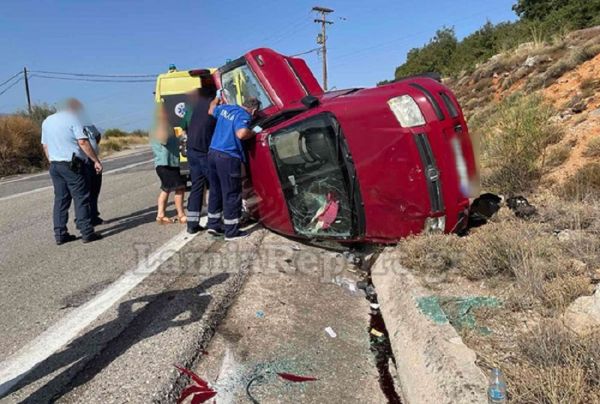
[221,64,272,109]
[271,114,353,238]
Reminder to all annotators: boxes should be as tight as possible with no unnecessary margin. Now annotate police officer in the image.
[83,125,103,225]
[41,99,103,244]
[206,96,260,241]
[184,87,216,234]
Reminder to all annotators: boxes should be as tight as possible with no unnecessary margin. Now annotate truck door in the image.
[269,113,357,238]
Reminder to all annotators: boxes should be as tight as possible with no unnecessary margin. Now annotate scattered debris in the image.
[256,310,265,319]
[468,193,502,228]
[277,372,318,382]
[417,296,501,335]
[370,328,384,338]
[289,244,302,251]
[506,195,537,218]
[174,365,217,404]
[332,276,363,296]
[324,326,337,338]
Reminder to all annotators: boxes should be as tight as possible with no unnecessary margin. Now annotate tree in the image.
[17,103,56,128]
[394,27,458,79]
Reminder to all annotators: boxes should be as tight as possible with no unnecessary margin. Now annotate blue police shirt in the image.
[41,111,87,162]
[209,105,251,162]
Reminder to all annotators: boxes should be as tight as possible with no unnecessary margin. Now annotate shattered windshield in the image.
[221,64,272,109]
[271,114,353,238]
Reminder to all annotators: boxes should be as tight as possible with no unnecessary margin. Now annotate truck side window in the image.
[270,114,353,237]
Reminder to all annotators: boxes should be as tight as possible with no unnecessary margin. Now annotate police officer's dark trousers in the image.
[207,150,242,238]
[84,160,102,221]
[187,148,208,230]
[49,162,94,240]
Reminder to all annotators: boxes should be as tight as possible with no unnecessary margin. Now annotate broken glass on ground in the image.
[417,296,502,335]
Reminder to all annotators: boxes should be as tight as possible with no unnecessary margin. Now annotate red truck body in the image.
[214,48,479,243]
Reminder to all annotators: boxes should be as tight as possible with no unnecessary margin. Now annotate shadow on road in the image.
[3,273,229,402]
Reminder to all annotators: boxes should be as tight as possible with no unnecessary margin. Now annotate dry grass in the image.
[100,135,148,156]
[506,320,600,403]
[526,42,600,91]
[470,93,562,193]
[0,115,46,176]
[398,208,597,311]
[545,144,572,168]
[561,163,600,201]
[583,136,600,158]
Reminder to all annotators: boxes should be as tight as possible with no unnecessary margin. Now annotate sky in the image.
[0,0,517,130]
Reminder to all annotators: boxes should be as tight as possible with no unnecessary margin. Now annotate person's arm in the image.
[78,139,103,173]
[208,97,221,116]
[234,113,255,140]
[72,117,102,173]
[42,144,50,162]
[236,128,255,140]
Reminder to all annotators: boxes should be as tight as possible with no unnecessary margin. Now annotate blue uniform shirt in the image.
[41,111,87,162]
[209,105,251,162]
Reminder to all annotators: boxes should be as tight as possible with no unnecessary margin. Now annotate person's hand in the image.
[94,161,103,174]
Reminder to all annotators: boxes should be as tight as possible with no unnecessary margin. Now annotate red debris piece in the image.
[277,372,318,382]
[190,390,217,403]
[174,365,216,403]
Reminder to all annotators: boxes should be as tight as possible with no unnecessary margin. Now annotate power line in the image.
[30,70,157,78]
[0,71,23,88]
[290,47,321,57]
[0,77,24,96]
[29,74,155,83]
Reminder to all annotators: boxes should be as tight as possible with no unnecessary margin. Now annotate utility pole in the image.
[312,6,334,91]
[23,67,32,114]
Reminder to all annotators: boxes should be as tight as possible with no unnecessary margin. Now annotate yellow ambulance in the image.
[154,65,216,172]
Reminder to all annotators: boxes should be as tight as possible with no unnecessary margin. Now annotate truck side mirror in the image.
[301,95,320,109]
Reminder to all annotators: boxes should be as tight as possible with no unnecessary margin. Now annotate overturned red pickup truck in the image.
[212,48,479,243]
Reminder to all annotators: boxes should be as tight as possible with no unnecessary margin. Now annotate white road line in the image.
[0,149,152,185]
[0,227,202,397]
[0,159,153,203]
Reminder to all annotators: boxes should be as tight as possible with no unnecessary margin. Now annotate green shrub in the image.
[472,93,562,193]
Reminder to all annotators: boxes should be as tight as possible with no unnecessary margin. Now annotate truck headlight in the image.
[388,95,426,128]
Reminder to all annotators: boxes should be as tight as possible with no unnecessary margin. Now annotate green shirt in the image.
[152,131,180,167]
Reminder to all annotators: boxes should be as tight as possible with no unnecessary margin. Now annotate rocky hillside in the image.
[447,26,600,194]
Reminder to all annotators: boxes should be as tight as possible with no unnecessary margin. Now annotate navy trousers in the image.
[49,162,94,240]
[84,161,102,220]
[187,148,208,229]
[207,150,242,238]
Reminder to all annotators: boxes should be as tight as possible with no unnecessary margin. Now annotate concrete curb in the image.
[371,247,488,404]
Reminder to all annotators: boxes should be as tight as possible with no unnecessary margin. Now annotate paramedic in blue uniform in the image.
[206,96,260,241]
[184,87,217,234]
[41,98,103,244]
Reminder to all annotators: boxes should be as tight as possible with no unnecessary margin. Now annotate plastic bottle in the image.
[488,368,507,403]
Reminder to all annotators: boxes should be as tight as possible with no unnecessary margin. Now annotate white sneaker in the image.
[224,231,249,241]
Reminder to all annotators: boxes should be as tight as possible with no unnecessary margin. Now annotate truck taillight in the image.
[387,95,426,128]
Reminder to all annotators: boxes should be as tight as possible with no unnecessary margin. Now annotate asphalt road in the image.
[0,147,154,199]
[0,146,185,363]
